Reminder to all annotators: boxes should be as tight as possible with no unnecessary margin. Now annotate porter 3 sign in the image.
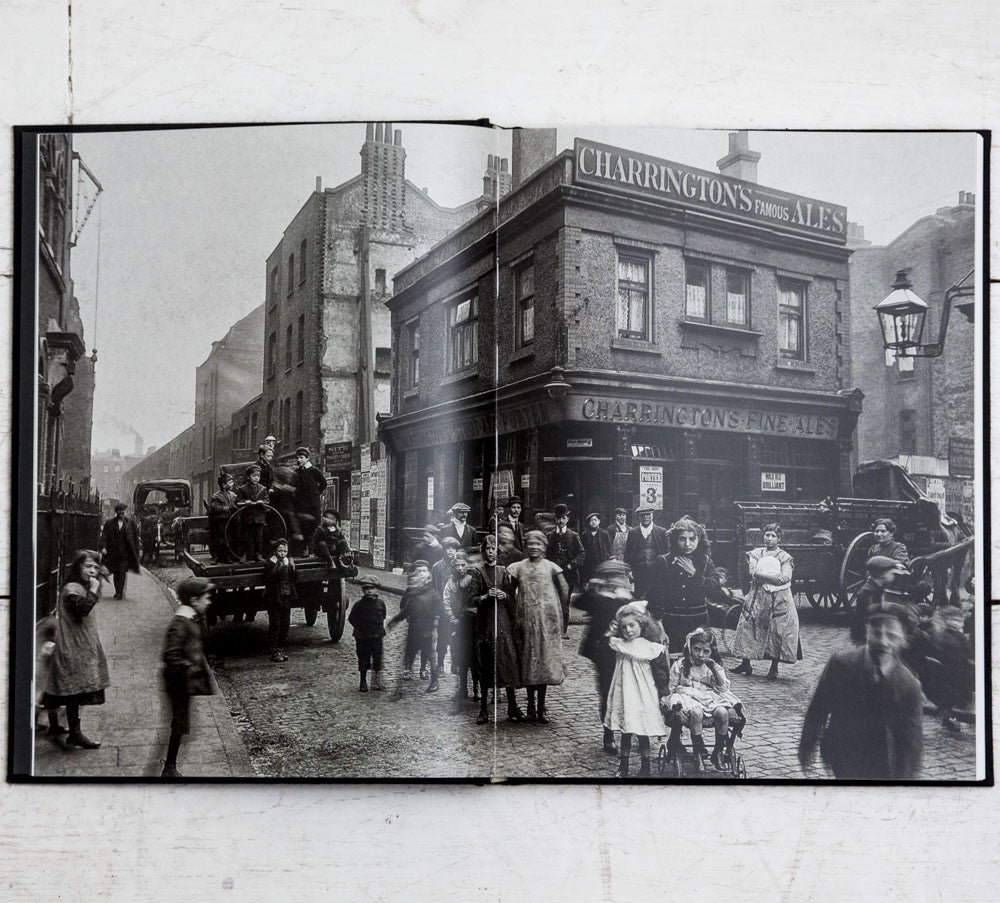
[574,138,847,243]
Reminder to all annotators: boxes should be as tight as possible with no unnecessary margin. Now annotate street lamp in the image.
[874,268,974,358]
[544,366,570,402]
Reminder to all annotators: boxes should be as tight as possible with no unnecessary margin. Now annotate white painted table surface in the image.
[2,1,999,898]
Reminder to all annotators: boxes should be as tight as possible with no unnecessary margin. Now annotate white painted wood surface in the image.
[2,2,998,898]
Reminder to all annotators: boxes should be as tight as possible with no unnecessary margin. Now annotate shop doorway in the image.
[543,458,612,532]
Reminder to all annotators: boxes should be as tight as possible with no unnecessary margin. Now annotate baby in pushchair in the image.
[661,627,747,773]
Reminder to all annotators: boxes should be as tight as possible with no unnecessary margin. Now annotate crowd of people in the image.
[37,494,974,781]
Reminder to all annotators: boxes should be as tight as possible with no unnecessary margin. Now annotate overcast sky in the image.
[67,125,980,454]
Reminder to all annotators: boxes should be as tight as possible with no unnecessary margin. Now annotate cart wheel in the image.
[840,531,875,613]
[304,606,318,627]
[806,590,842,610]
[326,589,346,643]
[656,744,667,775]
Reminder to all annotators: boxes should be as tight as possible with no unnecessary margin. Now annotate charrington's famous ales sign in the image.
[574,138,847,243]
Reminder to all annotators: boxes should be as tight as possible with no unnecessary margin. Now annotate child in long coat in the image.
[262,539,297,662]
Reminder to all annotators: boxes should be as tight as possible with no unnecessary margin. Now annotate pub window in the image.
[447,293,479,373]
[287,253,295,295]
[726,268,750,326]
[516,430,532,464]
[299,240,307,283]
[285,324,293,371]
[778,279,807,360]
[685,261,710,320]
[267,332,277,379]
[269,268,279,308]
[497,435,515,465]
[407,319,420,388]
[617,253,650,339]
[899,408,917,455]
[295,391,304,443]
[515,262,535,347]
[297,314,305,364]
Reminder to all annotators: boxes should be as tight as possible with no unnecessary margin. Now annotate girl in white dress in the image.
[603,601,670,777]
[665,627,742,770]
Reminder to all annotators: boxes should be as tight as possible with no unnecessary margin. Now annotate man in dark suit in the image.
[623,505,670,601]
[99,503,141,599]
[546,503,585,634]
[294,446,327,544]
[799,602,923,780]
[500,495,527,553]
[438,502,479,551]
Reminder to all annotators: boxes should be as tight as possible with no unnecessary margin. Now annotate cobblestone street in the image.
[156,566,979,781]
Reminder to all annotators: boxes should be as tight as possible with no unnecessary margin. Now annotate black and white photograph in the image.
[13,122,987,783]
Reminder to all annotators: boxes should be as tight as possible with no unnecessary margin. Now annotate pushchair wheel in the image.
[656,744,667,775]
[734,754,747,779]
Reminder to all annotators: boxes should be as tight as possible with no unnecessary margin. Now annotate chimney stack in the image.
[846,221,870,249]
[315,176,323,192]
[511,129,557,189]
[479,154,513,209]
[716,130,760,183]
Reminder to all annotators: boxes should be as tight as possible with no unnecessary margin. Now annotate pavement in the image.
[32,567,253,778]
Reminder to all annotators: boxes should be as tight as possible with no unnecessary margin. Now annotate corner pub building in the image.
[379,132,864,573]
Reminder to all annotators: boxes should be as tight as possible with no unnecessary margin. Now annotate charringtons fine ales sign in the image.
[577,395,838,438]
[574,138,847,243]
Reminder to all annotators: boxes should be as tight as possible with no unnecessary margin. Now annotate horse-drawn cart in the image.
[735,461,971,611]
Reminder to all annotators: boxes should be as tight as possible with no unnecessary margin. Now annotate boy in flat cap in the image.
[236,464,269,561]
[546,503,585,634]
[349,575,387,692]
[414,524,444,567]
[294,446,328,542]
[799,602,922,780]
[606,507,630,563]
[580,511,612,585]
[161,577,215,778]
[439,502,479,552]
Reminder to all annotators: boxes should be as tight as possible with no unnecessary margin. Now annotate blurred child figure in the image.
[161,577,214,778]
[603,601,669,777]
[430,537,460,677]
[665,627,743,770]
[387,561,441,692]
[41,550,110,749]
[906,602,974,734]
[311,509,352,571]
[444,550,479,713]
[849,555,910,645]
[349,575,387,692]
[413,524,444,568]
[236,464,269,561]
[262,539,297,662]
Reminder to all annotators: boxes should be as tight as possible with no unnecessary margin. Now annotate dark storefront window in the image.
[726,268,750,326]
[778,279,806,360]
[617,253,650,339]
[448,294,479,372]
[760,437,836,501]
[515,262,535,346]
[685,260,710,320]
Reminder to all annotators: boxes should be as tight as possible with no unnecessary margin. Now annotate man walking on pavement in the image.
[99,503,141,599]
[546,503,585,634]
[439,502,479,552]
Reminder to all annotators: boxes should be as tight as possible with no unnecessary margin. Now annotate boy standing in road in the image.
[388,561,441,692]
[349,576,387,692]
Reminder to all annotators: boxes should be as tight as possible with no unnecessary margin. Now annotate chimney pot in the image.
[374,123,384,143]
[366,123,374,141]
[394,129,402,146]
[384,122,393,143]
[315,176,322,192]
[716,130,761,183]
[500,157,508,172]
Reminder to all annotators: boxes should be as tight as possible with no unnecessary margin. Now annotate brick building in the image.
[37,133,97,494]
[190,305,265,509]
[257,123,488,513]
[380,132,865,571]
[848,193,976,521]
[92,442,146,515]
[119,425,197,508]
